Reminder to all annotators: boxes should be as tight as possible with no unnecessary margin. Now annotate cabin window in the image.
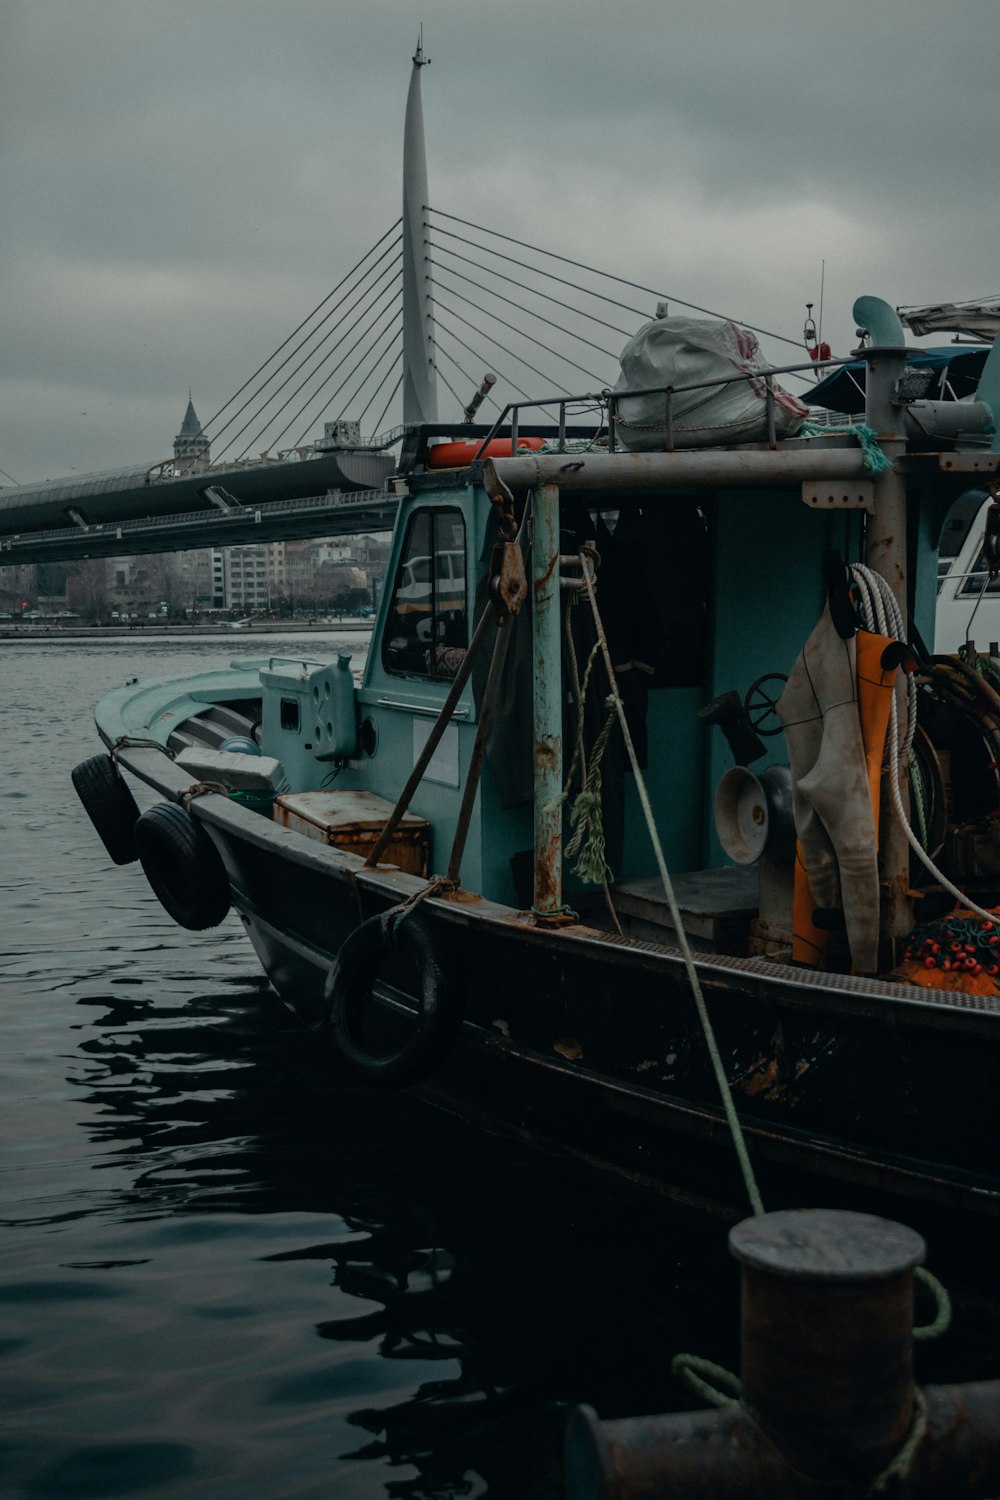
[958,544,1000,598]
[382,508,468,679]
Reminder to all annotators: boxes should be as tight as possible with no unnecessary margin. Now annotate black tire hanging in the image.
[134,801,231,930]
[325,912,462,1088]
[71,754,140,865]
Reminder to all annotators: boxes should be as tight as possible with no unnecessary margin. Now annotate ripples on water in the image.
[2,635,994,1498]
[0,636,740,1499]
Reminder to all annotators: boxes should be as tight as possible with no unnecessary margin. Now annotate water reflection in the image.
[31,977,736,1498]
[2,629,731,1499]
[4,633,999,1496]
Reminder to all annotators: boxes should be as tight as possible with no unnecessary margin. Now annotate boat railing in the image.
[470,353,857,459]
[5,488,390,548]
[143,424,406,486]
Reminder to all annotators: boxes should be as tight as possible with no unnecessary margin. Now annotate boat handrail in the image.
[9,489,390,547]
[469,353,857,459]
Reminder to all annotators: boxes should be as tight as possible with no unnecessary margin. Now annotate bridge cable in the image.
[200,220,401,440]
[355,345,405,427]
[430,324,531,405]
[427,207,802,349]
[331,325,404,426]
[429,259,620,361]
[431,239,634,338]
[260,292,403,455]
[369,369,404,438]
[210,248,401,458]
[429,223,652,321]
[431,286,605,385]
[431,339,506,415]
[223,277,401,462]
[430,301,574,396]
[432,358,472,418]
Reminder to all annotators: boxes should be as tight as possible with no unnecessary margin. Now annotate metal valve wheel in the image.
[743,673,788,737]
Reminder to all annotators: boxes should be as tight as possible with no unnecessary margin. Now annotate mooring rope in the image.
[670,1353,741,1408]
[912,1266,952,1341]
[664,561,952,1493]
[109,735,173,760]
[674,1275,946,1498]
[178,780,231,802]
[578,553,765,1217]
[380,873,458,938]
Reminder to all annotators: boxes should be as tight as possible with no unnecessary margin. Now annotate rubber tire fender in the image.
[325,912,463,1088]
[134,801,232,930]
[71,754,140,865]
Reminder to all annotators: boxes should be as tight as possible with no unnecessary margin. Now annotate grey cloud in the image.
[1,0,996,482]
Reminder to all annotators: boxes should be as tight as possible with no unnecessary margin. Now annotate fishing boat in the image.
[70,50,1000,1222]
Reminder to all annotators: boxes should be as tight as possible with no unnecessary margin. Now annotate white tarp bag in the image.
[613,316,808,450]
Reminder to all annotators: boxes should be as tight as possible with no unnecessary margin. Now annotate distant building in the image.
[171,548,215,612]
[213,541,287,612]
[314,540,354,565]
[173,394,210,474]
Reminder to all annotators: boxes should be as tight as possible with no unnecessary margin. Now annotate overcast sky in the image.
[2,0,996,486]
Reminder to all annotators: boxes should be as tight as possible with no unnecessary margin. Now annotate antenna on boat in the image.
[817,259,826,358]
[402,31,439,425]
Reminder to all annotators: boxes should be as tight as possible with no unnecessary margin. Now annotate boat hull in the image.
[196,802,1000,1222]
[103,738,1000,1221]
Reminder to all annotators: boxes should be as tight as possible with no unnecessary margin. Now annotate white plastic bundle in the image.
[613,316,808,450]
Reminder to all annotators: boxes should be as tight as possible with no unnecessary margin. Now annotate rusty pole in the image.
[858,297,912,951]
[532,482,564,918]
[732,1207,923,1485]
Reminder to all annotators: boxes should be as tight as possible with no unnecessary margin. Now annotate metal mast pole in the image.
[401,34,438,425]
[856,294,911,953]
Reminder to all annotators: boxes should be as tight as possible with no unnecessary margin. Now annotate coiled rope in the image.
[800,421,893,475]
[852,564,1000,926]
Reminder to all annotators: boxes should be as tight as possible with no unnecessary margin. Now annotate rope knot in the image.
[381,874,458,942]
[178,780,231,803]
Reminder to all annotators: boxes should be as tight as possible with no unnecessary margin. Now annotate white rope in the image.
[849,564,916,758]
[850,565,1000,925]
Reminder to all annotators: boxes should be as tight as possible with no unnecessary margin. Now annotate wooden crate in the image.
[273,790,429,876]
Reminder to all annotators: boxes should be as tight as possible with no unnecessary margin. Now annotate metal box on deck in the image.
[273,791,429,875]
[613,867,759,954]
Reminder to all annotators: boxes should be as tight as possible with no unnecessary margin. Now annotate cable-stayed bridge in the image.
[1,203,811,566]
[0,449,399,566]
[0,44,813,569]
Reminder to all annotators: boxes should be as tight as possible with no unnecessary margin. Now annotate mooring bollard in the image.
[564,1208,1000,1499]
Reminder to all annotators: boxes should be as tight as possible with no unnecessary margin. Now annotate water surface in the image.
[1,634,994,1498]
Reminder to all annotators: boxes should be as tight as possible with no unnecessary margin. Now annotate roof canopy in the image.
[898,301,1000,343]
[807,346,989,415]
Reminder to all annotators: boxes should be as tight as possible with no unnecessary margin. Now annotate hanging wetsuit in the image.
[777,604,896,975]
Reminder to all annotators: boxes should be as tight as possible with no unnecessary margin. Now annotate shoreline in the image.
[0,619,373,643]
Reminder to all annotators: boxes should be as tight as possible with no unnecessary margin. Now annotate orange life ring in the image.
[427,436,544,469]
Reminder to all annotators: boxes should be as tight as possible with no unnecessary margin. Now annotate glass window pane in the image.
[382,509,467,678]
[959,546,1000,597]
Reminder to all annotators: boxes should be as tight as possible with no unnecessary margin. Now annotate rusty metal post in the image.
[858,296,912,950]
[565,1208,1000,1500]
[731,1208,923,1485]
[531,482,564,917]
[566,1400,798,1500]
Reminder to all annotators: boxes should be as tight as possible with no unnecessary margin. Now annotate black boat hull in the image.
[208,809,1000,1222]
